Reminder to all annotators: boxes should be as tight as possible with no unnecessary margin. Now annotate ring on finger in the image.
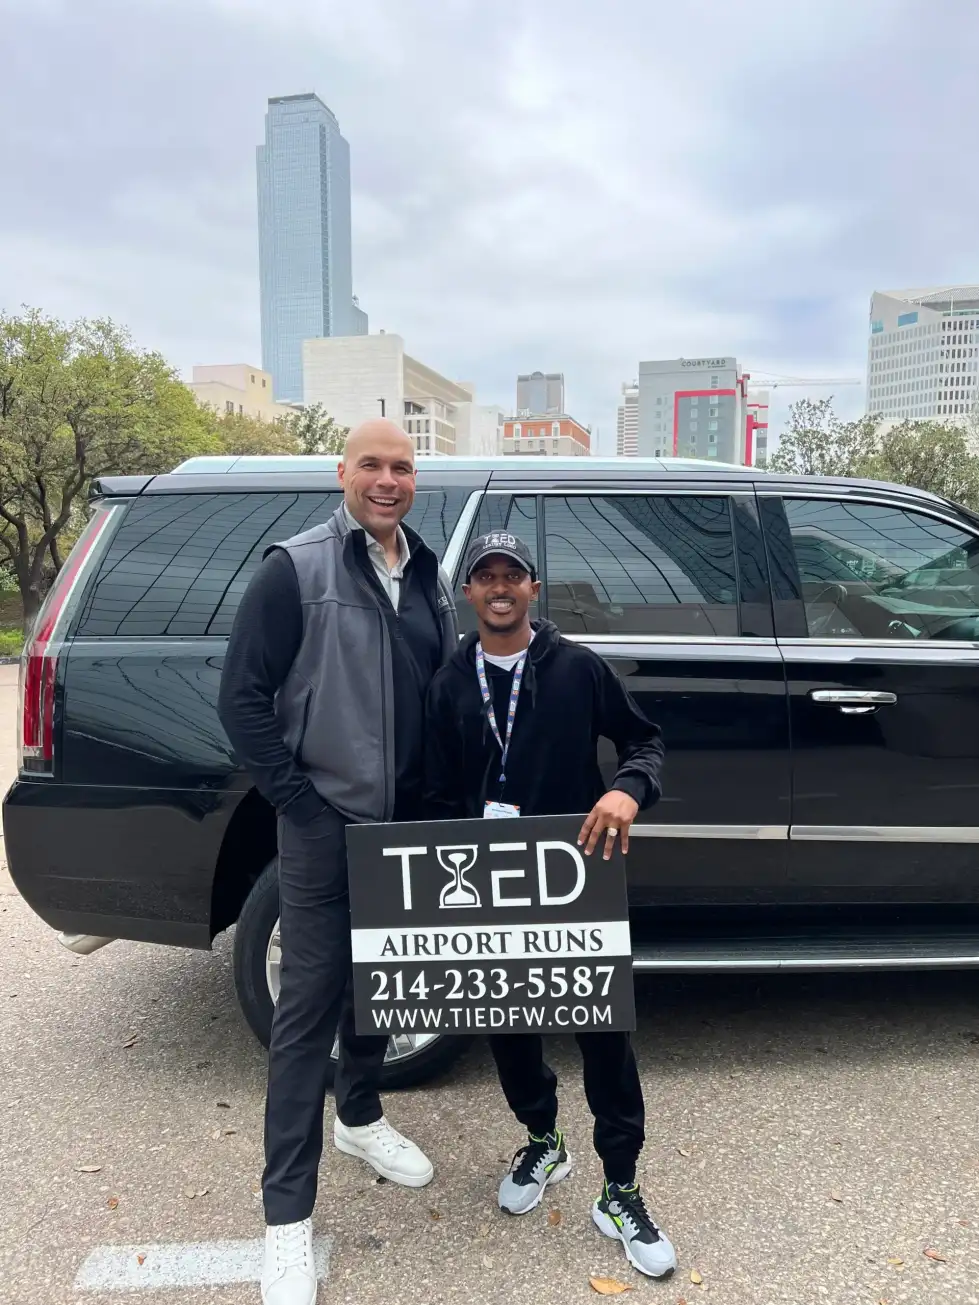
[606,827,619,838]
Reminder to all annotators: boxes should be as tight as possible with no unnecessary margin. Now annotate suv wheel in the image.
[232,860,470,1089]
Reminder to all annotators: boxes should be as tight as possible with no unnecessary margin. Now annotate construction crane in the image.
[747,374,862,391]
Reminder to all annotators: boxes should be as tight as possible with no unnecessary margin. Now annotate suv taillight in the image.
[19,505,117,775]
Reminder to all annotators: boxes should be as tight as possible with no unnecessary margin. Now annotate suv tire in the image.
[232,860,471,1089]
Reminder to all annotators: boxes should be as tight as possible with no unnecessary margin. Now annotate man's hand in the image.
[578,790,640,860]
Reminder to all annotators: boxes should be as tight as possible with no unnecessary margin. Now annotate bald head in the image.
[342,418,414,465]
[338,418,416,542]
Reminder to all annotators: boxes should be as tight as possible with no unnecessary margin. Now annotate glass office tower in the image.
[257,93,367,402]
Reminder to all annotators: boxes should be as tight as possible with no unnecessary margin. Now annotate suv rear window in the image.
[74,488,469,638]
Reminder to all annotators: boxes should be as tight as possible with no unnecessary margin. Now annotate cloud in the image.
[1,0,976,449]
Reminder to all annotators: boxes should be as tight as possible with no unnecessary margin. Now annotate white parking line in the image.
[74,1237,332,1291]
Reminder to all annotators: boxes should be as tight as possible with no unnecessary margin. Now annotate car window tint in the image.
[402,488,471,557]
[784,498,979,641]
[543,495,738,637]
[453,496,538,635]
[75,489,467,638]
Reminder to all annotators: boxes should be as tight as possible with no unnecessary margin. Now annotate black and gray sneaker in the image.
[592,1181,677,1278]
[498,1129,573,1214]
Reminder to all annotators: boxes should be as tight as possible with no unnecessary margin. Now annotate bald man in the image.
[218,420,457,1305]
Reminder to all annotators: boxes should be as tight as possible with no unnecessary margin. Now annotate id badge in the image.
[483,801,521,819]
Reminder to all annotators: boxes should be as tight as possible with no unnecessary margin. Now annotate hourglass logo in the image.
[436,845,482,909]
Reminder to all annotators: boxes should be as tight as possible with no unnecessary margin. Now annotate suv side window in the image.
[75,488,469,638]
[453,495,538,635]
[784,497,979,641]
[542,494,739,637]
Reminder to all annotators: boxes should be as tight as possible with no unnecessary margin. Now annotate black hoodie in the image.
[424,620,664,821]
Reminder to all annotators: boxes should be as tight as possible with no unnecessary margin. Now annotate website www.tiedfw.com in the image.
[371,1002,615,1032]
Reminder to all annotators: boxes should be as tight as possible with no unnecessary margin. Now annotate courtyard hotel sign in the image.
[681,358,730,368]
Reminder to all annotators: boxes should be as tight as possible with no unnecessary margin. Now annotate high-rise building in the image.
[866,287,979,424]
[517,371,564,416]
[301,333,476,456]
[616,382,639,456]
[257,93,368,403]
[637,357,751,463]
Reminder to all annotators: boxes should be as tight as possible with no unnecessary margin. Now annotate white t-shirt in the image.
[482,631,535,670]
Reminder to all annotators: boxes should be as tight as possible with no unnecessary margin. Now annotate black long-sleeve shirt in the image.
[218,542,442,824]
[425,620,664,821]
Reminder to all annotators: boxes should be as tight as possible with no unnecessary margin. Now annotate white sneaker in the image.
[333,1115,434,1187]
[261,1218,317,1305]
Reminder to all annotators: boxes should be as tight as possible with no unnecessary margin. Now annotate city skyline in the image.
[2,1,977,451]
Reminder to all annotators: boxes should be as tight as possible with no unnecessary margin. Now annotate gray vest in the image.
[270,507,458,823]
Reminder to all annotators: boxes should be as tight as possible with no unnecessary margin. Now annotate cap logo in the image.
[484,532,517,549]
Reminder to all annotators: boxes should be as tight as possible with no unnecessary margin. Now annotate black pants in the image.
[263,806,388,1225]
[489,1032,645,1185]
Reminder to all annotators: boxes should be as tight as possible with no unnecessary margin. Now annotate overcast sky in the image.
[2,0,977,451]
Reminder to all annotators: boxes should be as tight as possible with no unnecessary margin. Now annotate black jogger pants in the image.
[488,1031,645,1184]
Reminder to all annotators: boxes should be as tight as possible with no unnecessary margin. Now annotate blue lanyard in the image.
[474,643,527,786]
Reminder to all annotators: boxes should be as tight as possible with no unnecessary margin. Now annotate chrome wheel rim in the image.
[264,917,440,1062]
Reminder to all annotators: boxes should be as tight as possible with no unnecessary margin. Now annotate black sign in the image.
[347,815,635,1037]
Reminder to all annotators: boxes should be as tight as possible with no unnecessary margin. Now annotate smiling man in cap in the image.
[424,531,677,1281]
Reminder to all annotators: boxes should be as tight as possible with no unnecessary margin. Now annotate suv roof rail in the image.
[169,454,755,475]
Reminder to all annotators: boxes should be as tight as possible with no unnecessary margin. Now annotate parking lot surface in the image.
[2,662,979,1305]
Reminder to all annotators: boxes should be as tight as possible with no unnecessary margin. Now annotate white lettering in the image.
[537,841,586,907]
[490,842,532,906]
[383,845,427,910]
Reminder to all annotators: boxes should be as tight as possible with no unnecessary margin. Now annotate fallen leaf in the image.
[211,1130,221,1140]
[729,1069,743,1078]
[878,1298,890,1304]
[136,1254,146,1267]
[76,1165,103,1174]
[829,1191,844,1203]
[122,1038,138,1049]
[547,1208,561,1226]
[588,1277,633,1295]
[223,1128,237,1136]
[958,1220,971,1228]
[183,1187,197,1199]
[196,1188,209,1197]
[690,1269,704,1285]
[107,1196,119,1210]
[886,1257,904,1266]
[677,1147,691,1157]
[924,1248,947,1262]
[478,1222,490,1237]
[482,1255,493,1269]
[429,1209,441,1221]
[216,1100,231,1109]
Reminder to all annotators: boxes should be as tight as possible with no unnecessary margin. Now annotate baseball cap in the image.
[464,531,537,581]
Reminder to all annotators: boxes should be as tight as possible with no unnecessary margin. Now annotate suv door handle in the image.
[810,689,897,715]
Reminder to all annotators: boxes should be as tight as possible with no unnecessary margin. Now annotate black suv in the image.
[7,455,979,1086]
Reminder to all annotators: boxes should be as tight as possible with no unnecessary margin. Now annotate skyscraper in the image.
[257,93,367,402]
[866,286,979,424]
[616,382,639,455]
[516,371,564,416]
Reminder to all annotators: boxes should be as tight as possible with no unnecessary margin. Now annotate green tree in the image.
[0,308,216,628]
[768,397,878,477]
[860,419,979,508]
[212,410,299,456]
[770,396,979,510]
[285,402,348,455]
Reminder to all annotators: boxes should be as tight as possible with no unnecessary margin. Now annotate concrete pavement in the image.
[2,660,979,1303]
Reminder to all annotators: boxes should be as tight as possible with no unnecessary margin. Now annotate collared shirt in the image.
[343,504,411,611]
